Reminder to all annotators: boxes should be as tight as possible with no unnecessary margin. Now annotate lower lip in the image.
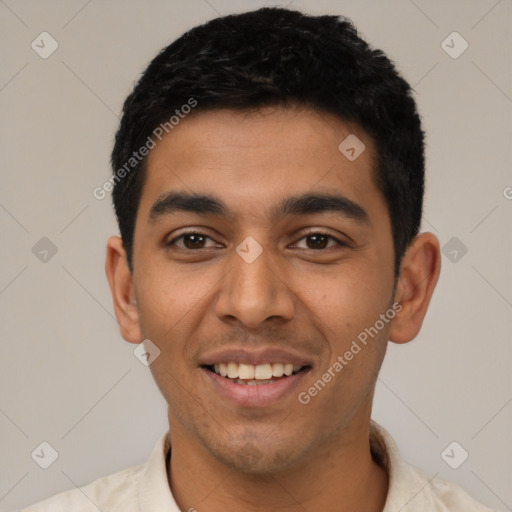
[200,367,310,407]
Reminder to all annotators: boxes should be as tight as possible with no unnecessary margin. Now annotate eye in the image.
[293,232,346,250]
[167,231,220,250]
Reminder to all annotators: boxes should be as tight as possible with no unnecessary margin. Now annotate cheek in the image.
[296,270,390,421]
[299,263,390,340]
[134,265,203,351]
[134,262,226,375]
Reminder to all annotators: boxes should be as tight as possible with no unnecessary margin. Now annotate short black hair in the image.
[111,7,425,275]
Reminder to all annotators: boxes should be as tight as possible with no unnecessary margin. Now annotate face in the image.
[126,107,398,472]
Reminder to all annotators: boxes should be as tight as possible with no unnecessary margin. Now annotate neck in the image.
[167,415,389,512]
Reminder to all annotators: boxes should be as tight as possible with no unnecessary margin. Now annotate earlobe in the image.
[105,236,143,344]
[388,232,441,344]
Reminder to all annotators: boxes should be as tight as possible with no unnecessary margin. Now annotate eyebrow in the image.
[149,191,369,224]
[149,192,230,221]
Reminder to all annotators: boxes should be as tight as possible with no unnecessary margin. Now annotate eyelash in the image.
[166,230,347,251]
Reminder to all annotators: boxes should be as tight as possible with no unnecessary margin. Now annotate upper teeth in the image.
[213,363,302,380]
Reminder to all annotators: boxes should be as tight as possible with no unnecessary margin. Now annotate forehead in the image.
[137,107,385,225]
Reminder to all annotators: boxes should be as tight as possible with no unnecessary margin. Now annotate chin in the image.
[208,438,301,474]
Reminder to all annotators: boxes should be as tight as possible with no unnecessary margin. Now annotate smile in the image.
[203,362,310,386]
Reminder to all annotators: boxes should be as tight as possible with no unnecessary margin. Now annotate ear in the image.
[105,236,143,344]
[389,232,441,344]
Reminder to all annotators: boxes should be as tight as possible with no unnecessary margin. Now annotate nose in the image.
[214,241,295,330]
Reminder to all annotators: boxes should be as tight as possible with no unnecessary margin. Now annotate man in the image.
[23,7,495,511]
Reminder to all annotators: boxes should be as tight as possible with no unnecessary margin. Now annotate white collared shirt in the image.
[21,420,496,511]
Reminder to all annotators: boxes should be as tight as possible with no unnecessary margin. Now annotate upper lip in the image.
[198,347,313,367]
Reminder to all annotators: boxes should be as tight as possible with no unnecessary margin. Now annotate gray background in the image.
[1,0,511,510]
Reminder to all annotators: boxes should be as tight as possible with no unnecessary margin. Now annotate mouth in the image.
[202,362,311,386]
[198,348,314,406]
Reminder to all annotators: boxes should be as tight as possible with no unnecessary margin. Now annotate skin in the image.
[106,106,441,511]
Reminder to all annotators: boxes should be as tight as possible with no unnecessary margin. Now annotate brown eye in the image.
[305,234,329,249]
[294,232,345,250]
[168,232,216,250]
[181,234,207,249]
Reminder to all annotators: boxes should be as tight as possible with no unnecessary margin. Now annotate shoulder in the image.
[404,464,498,512]
[369,421,497,512]
[20,463,144,512]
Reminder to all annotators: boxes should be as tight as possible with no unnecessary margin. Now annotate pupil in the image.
[184,234,204,249]
[308,234,328,249]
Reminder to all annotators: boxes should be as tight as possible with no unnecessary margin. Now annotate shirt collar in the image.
[137,420,417,511]
[138,431,180,511]
[370,419,434,511]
